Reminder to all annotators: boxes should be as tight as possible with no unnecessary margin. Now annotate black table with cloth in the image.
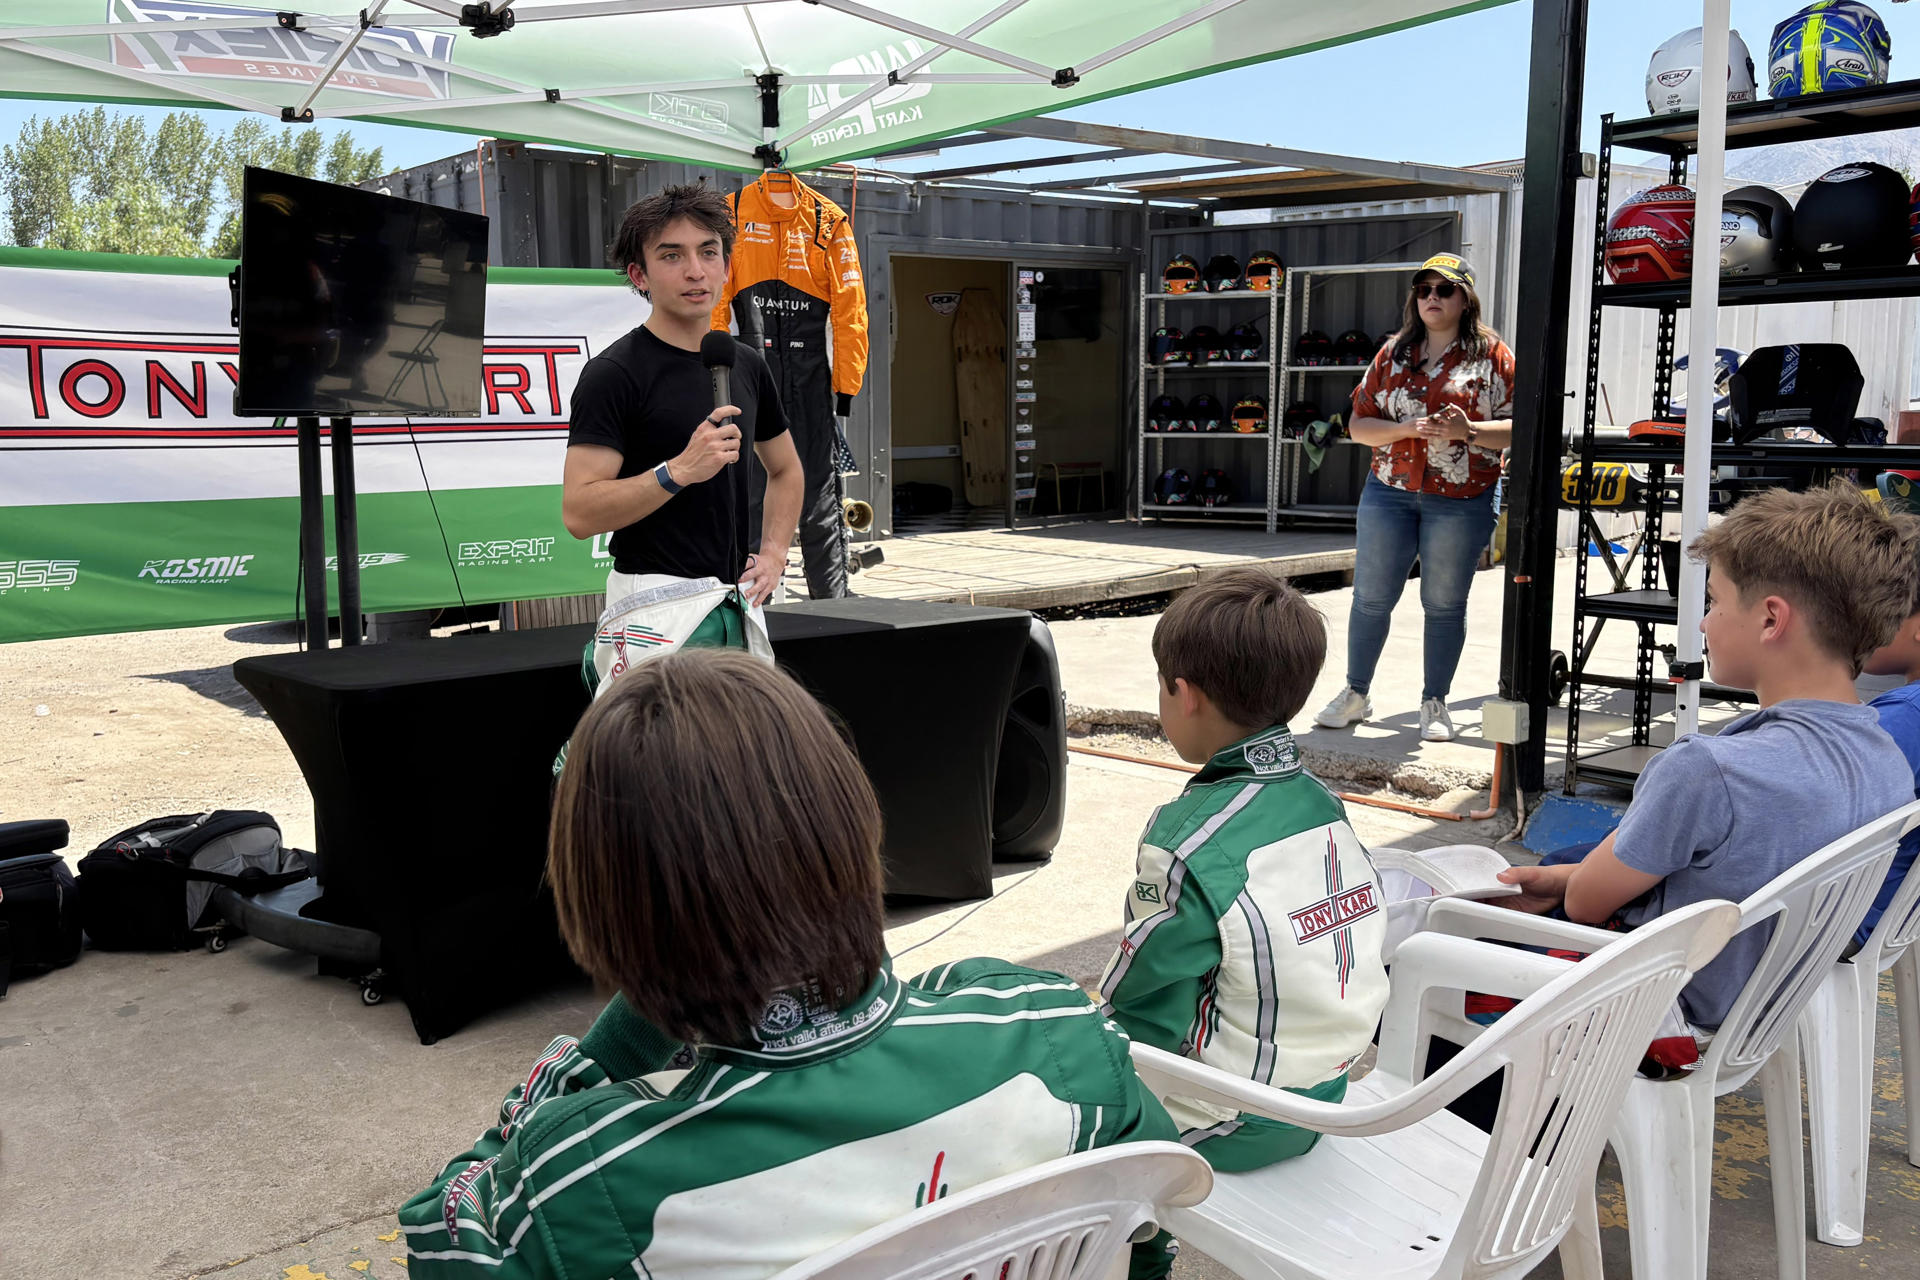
[231,597,1035,1042]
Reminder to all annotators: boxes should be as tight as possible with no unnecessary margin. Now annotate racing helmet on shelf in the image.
[1161,253,1203,295]
[1719,185,1795,275]
[1230,395,1269,433]
[1604,185,1695,283]
[1645,27,1758,116]
[1794,161,1912,270]
[1225,321,1264,361]
[1244,250,1284,292]
[1152,468,1195,505]
[1203,254,1244,292]
[1187,393,1227,433]
[1197,469,1236,507]
[1768,3,1891,100]
[1148,394,1188,433]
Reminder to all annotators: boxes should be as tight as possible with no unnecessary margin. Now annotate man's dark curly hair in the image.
[610,183,734,291]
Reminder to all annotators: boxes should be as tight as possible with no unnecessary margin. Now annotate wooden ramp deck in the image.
[840,521,1356,609]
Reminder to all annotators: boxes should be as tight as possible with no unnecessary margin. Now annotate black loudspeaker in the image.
[993,616,1069,860]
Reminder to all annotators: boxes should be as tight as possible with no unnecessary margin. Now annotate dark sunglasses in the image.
[1413,281,1459,300]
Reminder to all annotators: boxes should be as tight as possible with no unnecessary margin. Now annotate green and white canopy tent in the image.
[0,1,1516,170]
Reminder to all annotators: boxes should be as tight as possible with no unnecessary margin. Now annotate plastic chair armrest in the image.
[1421,897,1625,954]
[1376,930,1575,1083]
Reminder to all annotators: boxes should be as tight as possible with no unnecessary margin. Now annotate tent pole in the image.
[330,417,362,647]
[297,415,330,651]
[1501,0,1590,793]
[1673,4,1731,738]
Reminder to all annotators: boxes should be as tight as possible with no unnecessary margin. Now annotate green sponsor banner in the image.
[0,485,612,644]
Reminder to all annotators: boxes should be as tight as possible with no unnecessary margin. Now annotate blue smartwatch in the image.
[653,460,683,495]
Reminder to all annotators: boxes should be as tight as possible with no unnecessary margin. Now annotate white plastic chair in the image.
[769,1141,1212,1280]
[1802,813,1920,1245]
[1406,799,1920,1280]
[1128,901,1739,1280]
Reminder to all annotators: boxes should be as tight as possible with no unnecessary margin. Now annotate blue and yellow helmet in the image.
[1768,2,1891,99]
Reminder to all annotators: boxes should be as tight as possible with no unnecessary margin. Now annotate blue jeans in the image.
[1346,475,1498,701]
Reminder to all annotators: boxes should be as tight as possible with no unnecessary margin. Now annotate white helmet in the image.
[1647,27,1759,116]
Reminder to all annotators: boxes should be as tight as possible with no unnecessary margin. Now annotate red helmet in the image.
[1605,184,1696,283]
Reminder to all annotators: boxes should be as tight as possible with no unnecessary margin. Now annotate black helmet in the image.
[1794,162,1912,271]
[1720,184,1796,275]
[1282,400,1321,438]
[1197,469,1236,507]
[1230,395,1269,433]
[1148,394,1187,433]
[1225,321,1264,361]
[1294,330,1333,366]
[1187,325,1226,363]
[1150,325,1187,364]
[1244,249,1284,292]
[1162,253,1202,295]
[1203,253,1244,292]
[1187,392,1226,433]
[1152,467,1195,504]
[1333,329,1376,365]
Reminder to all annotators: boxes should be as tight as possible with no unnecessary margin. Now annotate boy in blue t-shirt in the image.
[1499,484,1918,1028]
[1858,587,1920,947]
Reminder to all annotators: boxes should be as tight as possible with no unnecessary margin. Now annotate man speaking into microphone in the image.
[562,186,802,611]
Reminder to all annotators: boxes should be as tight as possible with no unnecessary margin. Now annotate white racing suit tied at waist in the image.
[554,572,775,776]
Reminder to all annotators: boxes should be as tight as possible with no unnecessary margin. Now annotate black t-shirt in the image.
[567,325,789,580]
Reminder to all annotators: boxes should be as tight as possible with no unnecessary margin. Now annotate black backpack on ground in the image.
[0,820,83,997]
[77,811,309,951]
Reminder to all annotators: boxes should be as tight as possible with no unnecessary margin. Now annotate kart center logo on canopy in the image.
[107,0,455,101]
[806,39,933,146]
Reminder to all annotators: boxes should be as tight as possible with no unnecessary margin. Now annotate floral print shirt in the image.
[1349,336,1515,499]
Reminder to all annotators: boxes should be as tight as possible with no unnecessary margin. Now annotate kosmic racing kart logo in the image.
[107,1,456,101]
[140,553,254,584]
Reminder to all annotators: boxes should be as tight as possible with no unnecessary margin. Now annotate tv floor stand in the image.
[297,414,362,650]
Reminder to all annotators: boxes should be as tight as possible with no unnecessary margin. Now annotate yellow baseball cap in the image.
[1416,253,1475,292]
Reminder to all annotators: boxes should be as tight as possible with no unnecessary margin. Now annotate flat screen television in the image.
[235,167,489,418]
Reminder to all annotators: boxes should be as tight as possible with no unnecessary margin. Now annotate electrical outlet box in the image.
[1481,698,1530,745]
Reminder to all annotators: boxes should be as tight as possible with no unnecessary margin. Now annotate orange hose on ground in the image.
[1066,743,1503,823]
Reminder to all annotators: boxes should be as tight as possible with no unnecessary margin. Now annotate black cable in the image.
[405,418,472,627]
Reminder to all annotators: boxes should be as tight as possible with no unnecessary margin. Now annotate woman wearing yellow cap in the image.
[1313,254,1515,743]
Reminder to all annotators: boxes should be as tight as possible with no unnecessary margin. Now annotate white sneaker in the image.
[1314,687,1372,729]
[1420,698,1456,742]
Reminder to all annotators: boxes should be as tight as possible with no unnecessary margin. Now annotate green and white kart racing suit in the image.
[1100,726,1390,1172]
[402,956,1183,1278]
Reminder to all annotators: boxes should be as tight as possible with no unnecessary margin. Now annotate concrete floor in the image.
[1056,558,1749,796]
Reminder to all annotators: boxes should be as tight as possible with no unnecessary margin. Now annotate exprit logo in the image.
[457,537,556,566]
[139,554,254,584]
[324,552,409,570]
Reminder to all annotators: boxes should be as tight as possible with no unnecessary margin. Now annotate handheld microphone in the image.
[699,331,745,587]
[700,331,736,422]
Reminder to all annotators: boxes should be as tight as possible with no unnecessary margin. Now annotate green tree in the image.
[0,107,385,258]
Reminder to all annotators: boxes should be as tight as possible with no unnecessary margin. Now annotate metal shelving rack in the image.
[1136,276,1282,530]
[1276,260,1426,516]
[1563,86,1920,794]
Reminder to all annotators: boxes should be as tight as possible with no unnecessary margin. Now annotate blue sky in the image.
[0,2,1911,182]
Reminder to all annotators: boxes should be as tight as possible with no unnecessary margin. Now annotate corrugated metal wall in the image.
[371,143,1147,535]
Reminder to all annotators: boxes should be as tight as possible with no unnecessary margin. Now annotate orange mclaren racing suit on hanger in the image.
[712,171,868,599]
